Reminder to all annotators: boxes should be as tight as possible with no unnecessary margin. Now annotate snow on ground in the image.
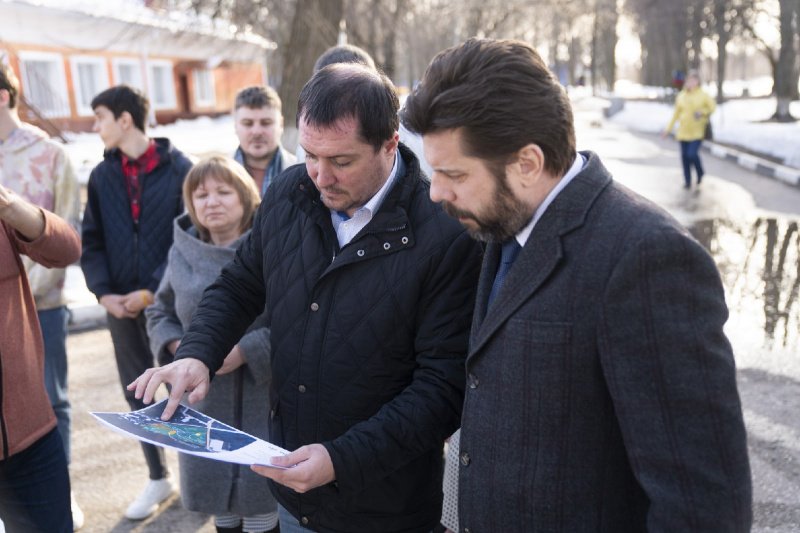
[609,97,800,168]
[613,76,780,100]
[66,115,240,184]
[59,88,798,312]
[62,90,799,187]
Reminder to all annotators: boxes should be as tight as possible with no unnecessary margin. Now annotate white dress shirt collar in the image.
[331,150,401,247]
[516,153,585,247]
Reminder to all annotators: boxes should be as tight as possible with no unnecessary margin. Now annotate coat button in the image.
[301,516,309,525]
[468,373,479,389]
[298,384,306,393]
[460,452,470,466]
[401,236,409,244]
[357,249,365,257]
[310,302,319,311]
[383,242,391,250]
[464,528,471,533]
[269,408,276,418]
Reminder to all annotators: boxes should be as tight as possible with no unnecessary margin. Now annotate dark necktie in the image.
[488,239,522,308]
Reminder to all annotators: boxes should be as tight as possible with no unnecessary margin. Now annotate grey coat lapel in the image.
[468,151,612,361]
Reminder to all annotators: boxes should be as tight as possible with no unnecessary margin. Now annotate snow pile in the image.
[609,98,800,169]
[66,115,240,184]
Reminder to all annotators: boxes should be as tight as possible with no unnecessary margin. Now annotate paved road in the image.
[59,105,800,532]
[68,327,214,532]
[576,99,800,531]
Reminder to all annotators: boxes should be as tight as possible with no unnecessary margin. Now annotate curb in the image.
[67,304,107,332]
[704,142,800,188]
[600,97,800,188]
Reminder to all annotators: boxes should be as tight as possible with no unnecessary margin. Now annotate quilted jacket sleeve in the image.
[323,227,481,493]
[80,170,113,298]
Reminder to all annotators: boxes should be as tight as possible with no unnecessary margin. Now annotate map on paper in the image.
[91,399,290,467]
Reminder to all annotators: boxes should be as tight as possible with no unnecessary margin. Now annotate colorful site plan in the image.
[91,399,290,467]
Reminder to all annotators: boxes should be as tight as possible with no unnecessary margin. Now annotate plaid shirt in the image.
[121,140,160,224]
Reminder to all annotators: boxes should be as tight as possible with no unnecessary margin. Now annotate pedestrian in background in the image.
[0,182,80,532]
[80,85,192,521]
[403,38,751,532]
[0,62,84,528]
[146,156,278,533]
[130,63,481,533]
[662,69,716,189]
[232,85,296,196]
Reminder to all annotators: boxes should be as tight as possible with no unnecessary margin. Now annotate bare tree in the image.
[278,0,344,148]
[773,0,798,120]
[591,0,618,92]
[709,0,757,103]
[344,0,402,80]
[626,0,694,86]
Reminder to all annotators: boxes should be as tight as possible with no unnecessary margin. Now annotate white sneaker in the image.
[124,478,176,520]
[71,492,84,531]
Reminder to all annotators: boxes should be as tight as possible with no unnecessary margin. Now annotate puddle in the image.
[690,216,800,378]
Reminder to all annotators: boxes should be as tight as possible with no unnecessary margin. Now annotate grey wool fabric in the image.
[146,213,275,517]
[458,152,751,532]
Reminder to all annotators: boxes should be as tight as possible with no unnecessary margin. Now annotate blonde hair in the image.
[182,155,261,242]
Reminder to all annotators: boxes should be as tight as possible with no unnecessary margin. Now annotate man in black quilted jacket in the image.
[130,64,481,532]
[81,85,192,521]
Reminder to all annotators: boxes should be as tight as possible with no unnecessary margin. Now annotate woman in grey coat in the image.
[145,156,277,533]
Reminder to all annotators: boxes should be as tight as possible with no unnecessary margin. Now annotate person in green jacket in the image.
[662,69,716,189]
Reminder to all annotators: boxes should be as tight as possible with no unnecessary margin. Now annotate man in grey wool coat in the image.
[402,37,752,532]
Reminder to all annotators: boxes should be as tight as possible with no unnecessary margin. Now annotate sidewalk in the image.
[65,264,106,331]
[703,140,800,188]
[597,95,800,188]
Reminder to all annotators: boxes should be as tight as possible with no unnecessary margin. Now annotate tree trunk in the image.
[602,0,618,92]
[590,9,599,93]
[773,0,798,121]
[382,0,402,81]
[715,1,730,104]
[278,0,344,150]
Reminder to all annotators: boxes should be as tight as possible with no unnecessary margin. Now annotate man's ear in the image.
[383,132,400,155]
[0,88,9,108]
[118,110,134,130]
[512,143,546,188]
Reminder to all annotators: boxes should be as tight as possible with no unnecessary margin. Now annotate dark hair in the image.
[0,63,20,109]
[234,85,282,111]
[298,63,398,151]
[313,44,376,73]
[91,85,149,132]
[401,38,575,178]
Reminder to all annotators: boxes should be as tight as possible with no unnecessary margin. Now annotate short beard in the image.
[442,174,533,243]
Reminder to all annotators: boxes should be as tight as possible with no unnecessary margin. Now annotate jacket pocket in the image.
[500,320,573,405]
[505,319,572,349]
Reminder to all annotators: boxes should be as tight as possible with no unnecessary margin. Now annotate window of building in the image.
[70,56,109,116]
[147,60,176,110]
[17,51,70,118]
[192,69,216,108]
[113,58,144,91]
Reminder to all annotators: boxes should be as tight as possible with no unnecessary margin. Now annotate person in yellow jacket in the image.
[662,69,716,188]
